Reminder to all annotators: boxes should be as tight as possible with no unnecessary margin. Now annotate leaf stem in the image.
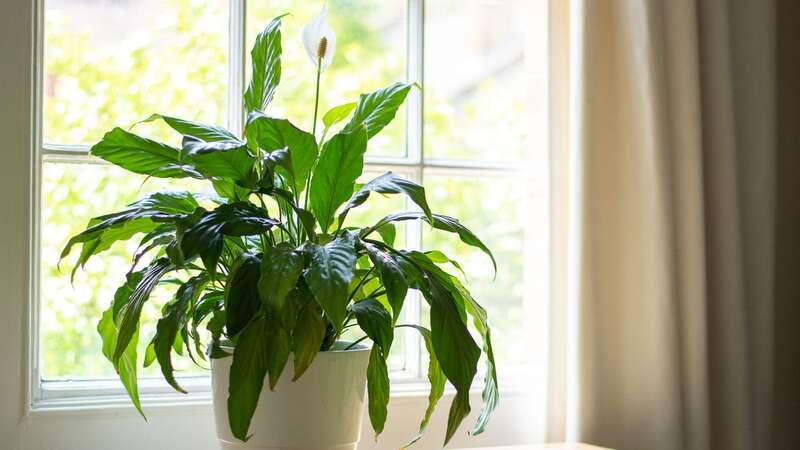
[344,335,369,351]
[304,58,323,214]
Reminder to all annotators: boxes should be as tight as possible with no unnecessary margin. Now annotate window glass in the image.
[424,0,533,162]
[247,0,407,157]
[44,0,229,145]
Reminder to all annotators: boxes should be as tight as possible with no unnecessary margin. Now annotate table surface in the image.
[460,445,610,450]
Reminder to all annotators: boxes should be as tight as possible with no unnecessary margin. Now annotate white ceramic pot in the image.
[211,342,371,450]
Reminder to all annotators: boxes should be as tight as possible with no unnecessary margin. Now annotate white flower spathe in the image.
[302,6,337,70]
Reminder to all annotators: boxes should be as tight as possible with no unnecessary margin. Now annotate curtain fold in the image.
[547,1,777,449]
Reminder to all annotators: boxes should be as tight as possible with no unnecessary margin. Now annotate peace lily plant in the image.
[62,9,498,448]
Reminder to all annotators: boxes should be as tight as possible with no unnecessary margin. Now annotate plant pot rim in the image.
[217,339,371,354]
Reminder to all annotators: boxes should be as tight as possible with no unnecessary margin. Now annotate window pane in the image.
[44,0,229,145]
[247,1,407,157]
[40,162,211,379]
[424,0,534,162]
[422,172,535,368]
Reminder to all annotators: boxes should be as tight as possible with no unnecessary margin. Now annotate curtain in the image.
[545,1,796,449]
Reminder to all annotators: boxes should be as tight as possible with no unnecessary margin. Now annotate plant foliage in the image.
[62,14,498,446]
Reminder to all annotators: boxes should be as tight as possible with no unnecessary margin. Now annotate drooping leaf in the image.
[183,137,257,186]
[98,273,145,418]
[303,233,357,332]
[343,82,413,139]
[224,253,262,338]
[152,275,208,393]
[228,316,269,442]
[349,298,393,353]
[398,325,446,448]
[422,276,480,445]
[244,15,287,113]
[291,297,326,380]
[361,242,407,323]
[264,318,291,390]
[309,127,368,232]
[113,258,173,363]
[339,171,433,228]
[139,114,237,142]
[245,112,318,195]
[61,191,199,278]
[181,203,279,275]
[258,243,304,325]
[322,102,357,128]
[366,346,390,436]
[91,127,192,178]
[365,211,497,273]
[425,250,467,280]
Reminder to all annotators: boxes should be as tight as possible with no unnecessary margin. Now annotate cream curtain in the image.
[546,1,780,449]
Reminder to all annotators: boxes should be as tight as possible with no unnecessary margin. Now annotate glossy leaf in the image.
[399,325,446,448]
[365,211,497,273]
[258,243,304,324]
[291,296,326,380]
[245,112,318,195]
[244,15,286,113]
[91,127,190,178]
[183,137,256,185]
[152,275,207,393]
[361,241,407,322]
[264,319,291,390]
[349,298,393,353]
[303,233,357,331]
[339,172,432,227]
[139,114,237,142]
[366,346,390,436]
[224,253,262,338]
[97,273,145,418]
[343,82,413,139]
[113,258,173,362]
[309,127,368,232]
[228,316,269,441]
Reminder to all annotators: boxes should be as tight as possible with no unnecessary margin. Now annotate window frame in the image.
[30,0,525,410]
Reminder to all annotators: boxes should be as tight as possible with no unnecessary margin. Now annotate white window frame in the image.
[0,0,541,448]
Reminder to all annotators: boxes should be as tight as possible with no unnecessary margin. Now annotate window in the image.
[36,0,547,423]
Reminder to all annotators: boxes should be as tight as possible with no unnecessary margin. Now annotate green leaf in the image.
[244,15,286,113]
[365,212,497,273]
[228,316,269,442]
[258,243,304,325]
[245,112,319,195]
[343,82,413,139]
[349,298,393,353]
[398,325,446,448]
[361,242,407,323]
[113,258,173,363]
[425,250,467,279]
[339,171,433,227]
[139,114,237,142]
[291,298,326,380]
[152,275,208,393]
[264,319,291,390]
[181,203,279,275]
[375,222,396,247]
[98,275,145,419]
[424,278,480,445]
[62,191,199,278]
[303,233,357,332]
[366,346,390,436]
[224,253,262,338]
[90,127,191,178]
[309,128,369,232]
[322,102,357,128]
[183,137,256,185]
